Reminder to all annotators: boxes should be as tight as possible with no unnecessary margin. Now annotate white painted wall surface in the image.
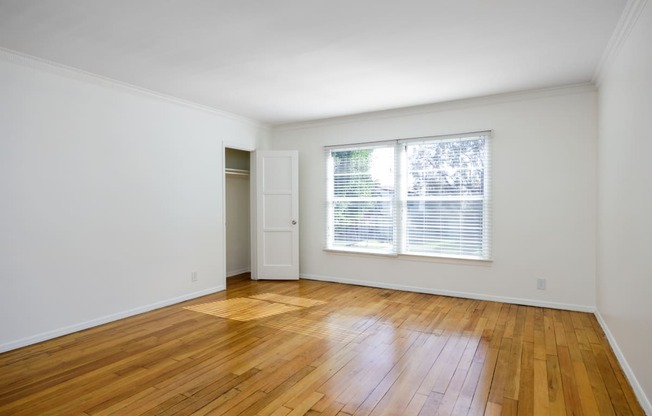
[271,87,598,311]
[226,174,250,276]
[0,52,267,351]
[597,1,652,412]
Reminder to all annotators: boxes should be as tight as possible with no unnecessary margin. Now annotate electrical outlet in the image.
[191,271,198,282]
[537,278,546,290]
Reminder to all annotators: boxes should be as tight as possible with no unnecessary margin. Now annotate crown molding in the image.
[593,0,648,86]
[0,46,269,130]
[272,83,596,132]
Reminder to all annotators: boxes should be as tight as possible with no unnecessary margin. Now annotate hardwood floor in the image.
[0,274,644,415]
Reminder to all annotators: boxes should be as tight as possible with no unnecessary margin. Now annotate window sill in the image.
[323,248,493,266]
[323,248,399,258]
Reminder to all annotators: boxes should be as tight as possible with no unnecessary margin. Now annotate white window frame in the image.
[325,131,492,261]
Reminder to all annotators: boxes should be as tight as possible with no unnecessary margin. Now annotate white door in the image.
[254,150,299,280]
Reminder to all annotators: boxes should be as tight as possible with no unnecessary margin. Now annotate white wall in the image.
[0,51,267,352]
[226,174,250,276]
[597,1,652,412]
[271,86,598,310]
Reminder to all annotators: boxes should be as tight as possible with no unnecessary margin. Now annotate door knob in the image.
[292,220,297,225]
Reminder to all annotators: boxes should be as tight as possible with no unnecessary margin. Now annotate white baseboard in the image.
[227,267,251,278]
[300,273,595,313]
[595,311,652,415]
[0,285,225,354]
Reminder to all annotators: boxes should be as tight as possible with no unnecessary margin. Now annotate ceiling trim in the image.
[593,0,648,86]
[0,46,268,130]
[273,83,596,132]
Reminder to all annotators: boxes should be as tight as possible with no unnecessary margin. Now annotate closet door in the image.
[254,151,299,280]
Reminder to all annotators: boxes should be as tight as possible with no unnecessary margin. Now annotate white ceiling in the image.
[0,0,626,124]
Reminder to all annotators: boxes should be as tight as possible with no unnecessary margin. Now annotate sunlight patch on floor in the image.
[184,298,302,321]
[184,293,327,322]
[249,293,326,307]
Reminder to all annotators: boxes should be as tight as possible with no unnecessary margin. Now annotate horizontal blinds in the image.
[326,132,491,260]
[327,145,396,254]
[403,134,491,259]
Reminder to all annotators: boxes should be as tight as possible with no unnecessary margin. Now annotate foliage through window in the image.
[326,132,491,260]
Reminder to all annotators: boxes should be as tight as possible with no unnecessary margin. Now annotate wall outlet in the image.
[191,271,198,282]
[537,278,546,290]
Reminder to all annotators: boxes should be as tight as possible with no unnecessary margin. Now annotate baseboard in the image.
[227,267,251,278]
[0,285,225,354]
[595,310,652,415]
[300,273,595,313]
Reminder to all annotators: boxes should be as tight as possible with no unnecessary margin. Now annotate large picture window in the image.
[326,132,491,260]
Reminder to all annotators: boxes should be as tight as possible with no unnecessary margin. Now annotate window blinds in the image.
[326,131,491,260]
[401,134,491,259]
[326,143,397,254]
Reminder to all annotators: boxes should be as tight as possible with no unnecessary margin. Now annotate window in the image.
[327,144,397,255]
[326,132,491,260]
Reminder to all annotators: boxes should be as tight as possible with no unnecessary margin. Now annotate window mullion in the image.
[395,143,406,255]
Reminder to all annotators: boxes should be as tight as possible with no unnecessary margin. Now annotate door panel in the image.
[264,232,293,266]
[263,157,293,191]
[263,194,292,228]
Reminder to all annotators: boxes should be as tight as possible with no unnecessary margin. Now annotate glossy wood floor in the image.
[0,274,644,416]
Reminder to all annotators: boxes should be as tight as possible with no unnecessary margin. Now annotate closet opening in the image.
[224,147,251,279]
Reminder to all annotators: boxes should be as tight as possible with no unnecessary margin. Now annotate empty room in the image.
[1,1,651,415]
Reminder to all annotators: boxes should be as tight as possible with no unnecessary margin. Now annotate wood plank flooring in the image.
[0,274,645,415]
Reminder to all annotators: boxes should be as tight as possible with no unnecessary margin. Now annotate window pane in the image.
[404,136,488,259]
[406,139,485,197]
[332,200,394,251]
[328,147,395,253]
[405,200,484,257]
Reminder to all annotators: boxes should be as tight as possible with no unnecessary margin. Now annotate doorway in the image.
[225,147,251,278]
